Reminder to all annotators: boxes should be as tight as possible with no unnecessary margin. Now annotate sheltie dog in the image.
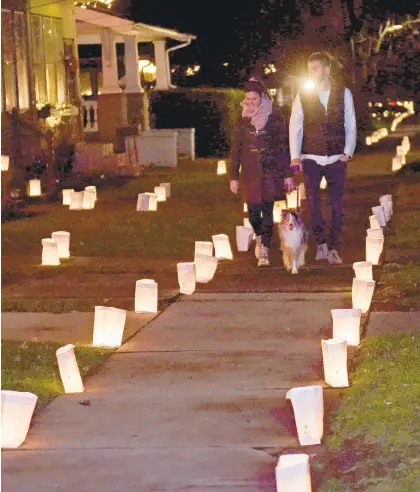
[278,209,308,274]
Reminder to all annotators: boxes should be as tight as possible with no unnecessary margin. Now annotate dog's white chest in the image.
[280,228,305,251]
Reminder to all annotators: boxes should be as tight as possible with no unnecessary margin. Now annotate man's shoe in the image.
[328,249,343,265]
[255,236,262,259]
[258,245,270,267]
[315,243,329,261]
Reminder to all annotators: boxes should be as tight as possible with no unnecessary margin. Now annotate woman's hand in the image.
[230,180,239,194]
[290,158,302,175]
[284,177,295,193]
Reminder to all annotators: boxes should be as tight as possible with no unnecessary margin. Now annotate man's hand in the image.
[290,158,302,175]
[230,180,239,194]
[284,177,295,193]
[339,154,351,162]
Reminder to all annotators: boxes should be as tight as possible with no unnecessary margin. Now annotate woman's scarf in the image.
[241,94,273,131]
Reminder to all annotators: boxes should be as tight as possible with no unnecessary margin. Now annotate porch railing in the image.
[82,100,99,132]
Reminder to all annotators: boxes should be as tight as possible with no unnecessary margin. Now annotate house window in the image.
[31,14,66,107]
[1,9,30,111]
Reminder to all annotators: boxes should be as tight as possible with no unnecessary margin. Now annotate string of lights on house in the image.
[73,0,114,10]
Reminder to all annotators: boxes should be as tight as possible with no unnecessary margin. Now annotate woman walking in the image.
[230,78,294,267]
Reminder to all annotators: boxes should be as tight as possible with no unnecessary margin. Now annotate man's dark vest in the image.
[300,84,346,156]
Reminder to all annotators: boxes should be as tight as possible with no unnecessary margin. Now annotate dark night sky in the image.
[108,0,420,93]
[130,0,420,86]
[130,0,260,65]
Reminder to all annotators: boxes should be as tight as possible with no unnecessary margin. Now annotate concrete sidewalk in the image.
[1,311,156,345]
[3,292,352,491]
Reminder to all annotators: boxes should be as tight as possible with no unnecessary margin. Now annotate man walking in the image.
[289,52,356,265]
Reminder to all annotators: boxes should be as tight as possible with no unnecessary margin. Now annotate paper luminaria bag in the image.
[217,160,227,175]
[145,192,158,211]
[41,238,60,266]
[275,454,312,492]
[366,228,383,239]
[62,188,74,205]
[1,390,38,449]
[135,279,158,314]
[51,231,70,259]
[85,186,97,202]
[286,189,300,209]
[56,344,84,393]
[366,237,384,265]
[194,241,213,260]
[28,179,41,197]
[273,200,287,223]
[369,215,381,230]
[331,308,362,346]
[321,339,349,388]
[298,183,306,200]
[352,278,375,314]
[1,155,10,171]
[286,385,324,446]
[154,186,167,202]
[69,191,84,210]
[159,182,171,198]
[353,261,373,281]
[136,193,149,211]
[92,306,127,347]
[392,156,402,172]
[177,262,196,295]
[82,190,95,210]
[236,226,254,251]
[371,206,386,227]
[212,234,233,260]
[194,253,218,283]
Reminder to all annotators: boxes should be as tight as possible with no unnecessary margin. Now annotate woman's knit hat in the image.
[243,77,269,97]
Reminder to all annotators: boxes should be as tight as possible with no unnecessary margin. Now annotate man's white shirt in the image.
[289,88,357,165]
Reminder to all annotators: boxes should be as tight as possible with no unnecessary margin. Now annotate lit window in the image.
[31,14,66,107]
[1,9,30,111]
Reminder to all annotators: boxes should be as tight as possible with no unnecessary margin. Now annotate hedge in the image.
[150,88,244,158]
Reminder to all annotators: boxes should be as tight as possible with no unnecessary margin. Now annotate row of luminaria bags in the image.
[2,181,171,449]
[0,146,399,492]
[217,153,400,490]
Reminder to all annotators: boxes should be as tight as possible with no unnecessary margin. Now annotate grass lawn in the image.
[373,178,420,310]
[387,180,420,250]
[318,334,420,491]
[374,262,420,309]
[1,158,244,259]
[1,340,112,411]
[2,147,420,313]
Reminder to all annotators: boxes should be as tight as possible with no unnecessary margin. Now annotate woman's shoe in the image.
[258,245,270,267]
[255,235,262,259]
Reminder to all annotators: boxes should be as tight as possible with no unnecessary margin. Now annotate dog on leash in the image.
[278,209,308,274]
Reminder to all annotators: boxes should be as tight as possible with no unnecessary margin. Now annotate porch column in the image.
[100,28,121,94]
[123,35,143,93]
[153,40,171,90]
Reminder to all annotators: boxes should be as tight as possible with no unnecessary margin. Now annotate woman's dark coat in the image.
[230,108,292,205]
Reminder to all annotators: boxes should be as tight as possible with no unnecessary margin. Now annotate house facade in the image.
[1,0,195,197]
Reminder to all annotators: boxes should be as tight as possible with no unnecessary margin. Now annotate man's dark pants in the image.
[302,159,347,250]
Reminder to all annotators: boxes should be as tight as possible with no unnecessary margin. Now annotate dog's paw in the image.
[292,268,298,275]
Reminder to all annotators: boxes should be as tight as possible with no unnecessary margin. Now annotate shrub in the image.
[150,88,244,157]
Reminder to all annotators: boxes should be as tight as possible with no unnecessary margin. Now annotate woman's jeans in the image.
[302,159,347,250]
[248,201,275,248]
